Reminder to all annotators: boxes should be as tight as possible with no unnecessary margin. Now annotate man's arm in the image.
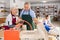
[33,18,38,24]
[30,10,38,24]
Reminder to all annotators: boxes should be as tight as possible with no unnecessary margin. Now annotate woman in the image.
[43,15,59,36]
[43,15,53,32]
[4,7,23,30]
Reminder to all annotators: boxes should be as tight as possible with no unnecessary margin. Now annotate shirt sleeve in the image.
[30,10,36,18]
[5,16,9,25]
[48,16,51,23]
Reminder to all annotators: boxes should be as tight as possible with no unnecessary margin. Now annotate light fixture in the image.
[42,1,47,3]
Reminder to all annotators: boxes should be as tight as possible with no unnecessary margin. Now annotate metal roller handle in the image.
[23,20,32,30]
[15,16,32,30]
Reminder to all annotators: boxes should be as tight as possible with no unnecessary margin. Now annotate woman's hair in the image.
[10,7,18,13]
[45,15,49,19]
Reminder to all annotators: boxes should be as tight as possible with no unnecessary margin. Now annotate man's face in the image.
[24,4,30,10]
[11,8,18,15]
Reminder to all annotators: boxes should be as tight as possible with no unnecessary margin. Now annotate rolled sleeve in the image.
[30,10,36,18]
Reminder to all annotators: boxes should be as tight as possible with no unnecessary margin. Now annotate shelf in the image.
[0,2,6,4]
[31,5,58,17]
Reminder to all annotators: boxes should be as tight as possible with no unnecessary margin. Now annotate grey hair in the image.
[24,2,31,8]
[24,2,29,5]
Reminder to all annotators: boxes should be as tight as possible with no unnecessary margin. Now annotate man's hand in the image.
[33,18,38,24]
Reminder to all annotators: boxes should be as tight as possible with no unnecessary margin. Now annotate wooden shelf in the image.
[31,5,58,17]
[0,18,6,24]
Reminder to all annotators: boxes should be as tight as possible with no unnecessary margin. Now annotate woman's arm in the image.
[5,16,9,25]
[48,19,55,28]
[16,17,23,24]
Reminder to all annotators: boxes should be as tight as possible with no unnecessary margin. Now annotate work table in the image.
[0,30,44,40]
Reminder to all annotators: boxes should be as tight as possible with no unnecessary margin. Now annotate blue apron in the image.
[43,20,50,32]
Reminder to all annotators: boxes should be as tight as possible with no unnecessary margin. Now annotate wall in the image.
[22,0,60,2]
[0,0,25,18]
[10,0,25,9]
[31,3,60,10]
[0,0,6,18]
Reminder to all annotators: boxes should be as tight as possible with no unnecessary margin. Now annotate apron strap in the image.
[28,10,30,15]
[22,10,30,15]
[11,14,16,25]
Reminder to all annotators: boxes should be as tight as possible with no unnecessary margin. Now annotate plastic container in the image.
[4,30,20,40]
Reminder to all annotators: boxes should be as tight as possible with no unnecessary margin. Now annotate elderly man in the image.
[20,2,38,30]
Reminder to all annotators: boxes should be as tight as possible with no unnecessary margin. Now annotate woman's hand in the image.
[15,23,23,27]
[16,18,23,24]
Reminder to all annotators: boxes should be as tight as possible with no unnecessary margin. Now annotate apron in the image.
[8,14,16,28]
[12,15,16,25]
[22,10,34,30]
[43,20,50,32]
